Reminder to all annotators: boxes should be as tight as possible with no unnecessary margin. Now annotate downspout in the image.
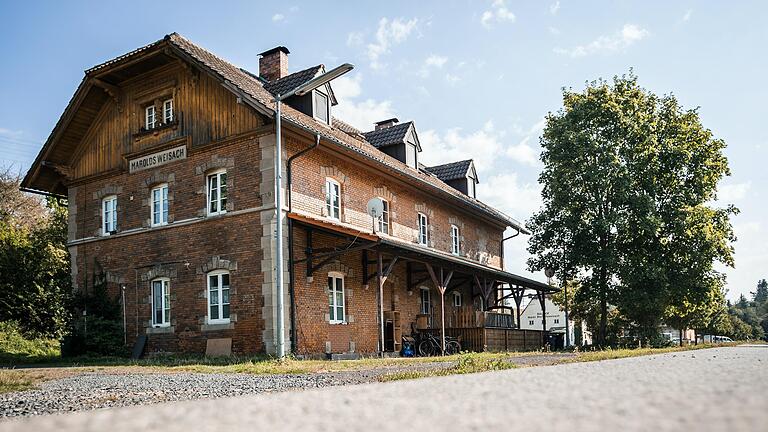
[502,226,521,321]
[286,134,321,355]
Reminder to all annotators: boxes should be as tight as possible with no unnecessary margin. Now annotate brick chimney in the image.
[258,46,290,82]
[374,118,399,130]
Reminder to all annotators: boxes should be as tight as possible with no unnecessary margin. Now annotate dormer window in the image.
[405,141,417,168]
[163,99,174,123]
[313,89,330,124]
[467,176,476,198]
[145,105,156,130]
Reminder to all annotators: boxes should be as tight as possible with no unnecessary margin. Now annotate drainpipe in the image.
[286,134,320,355]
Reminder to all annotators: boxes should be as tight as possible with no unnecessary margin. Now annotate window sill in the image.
[201,322,234,332]
[146,325,174,335]
[329,321,347,325]
[133,120,180,140]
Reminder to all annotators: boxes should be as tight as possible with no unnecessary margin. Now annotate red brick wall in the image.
[70,135,266,355]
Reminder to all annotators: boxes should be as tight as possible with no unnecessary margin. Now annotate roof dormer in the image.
[425,160,479,198]
[362,119,421,169]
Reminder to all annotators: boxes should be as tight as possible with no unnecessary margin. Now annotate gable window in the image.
[151,278,170,327]
[378,199,390,234]
[467,177,476,198]
[405,142,417,168]
[453,291,462,307]
[314,90,330,124]
[207,170,228,216]
[163,99,174,123]
[102,195,117,235]
[451,225,460,255]
[328,273,345,324]
[417,213,428,245]
[325,178,340,220]
[145,105,156,130]
[208,271,231,323]
[151,184,169,227]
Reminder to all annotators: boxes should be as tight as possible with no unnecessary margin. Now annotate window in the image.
[451,225,460,255]
[207,171,228,215]
[208,271,231,323]
[554,318,560,324]
[453,291,462,307]
[145,105,156,130]
[529,320,535,326]
[151,184,169,227]
[102,195,117,235]
[417,213,428,245]
[314,90,330,124]
[420,287,431,315]
[163,99,174,123]
[378,199,389,234]
[467,177,476,198]
[325,178,340,220]
[151,278,170,327]
[328,273,345,323]
[405,142,417,168]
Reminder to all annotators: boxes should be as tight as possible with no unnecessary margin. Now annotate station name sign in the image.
[129,145,187,174]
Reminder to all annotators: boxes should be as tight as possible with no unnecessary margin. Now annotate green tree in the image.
[752,279,768,305]
[528,72,735,346]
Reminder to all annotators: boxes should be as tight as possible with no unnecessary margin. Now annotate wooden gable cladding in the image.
[69,64,264,181]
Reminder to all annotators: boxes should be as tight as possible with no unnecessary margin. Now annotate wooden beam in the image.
[92,78,122,112]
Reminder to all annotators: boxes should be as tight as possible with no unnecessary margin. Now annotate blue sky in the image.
[1,1,765,300]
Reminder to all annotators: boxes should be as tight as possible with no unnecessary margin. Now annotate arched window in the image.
[207,271,231,323]
[151,278,170,327]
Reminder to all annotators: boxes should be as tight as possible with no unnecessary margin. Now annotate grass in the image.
[378,352,517,382]
[0,370,48,394]
[0,322,60,366]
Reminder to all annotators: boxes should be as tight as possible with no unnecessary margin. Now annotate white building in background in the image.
[519,296,592,347]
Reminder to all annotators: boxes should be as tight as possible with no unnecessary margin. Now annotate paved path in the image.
[3,346,766,432]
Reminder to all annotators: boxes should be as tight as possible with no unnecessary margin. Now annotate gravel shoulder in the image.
[2,346,766,432]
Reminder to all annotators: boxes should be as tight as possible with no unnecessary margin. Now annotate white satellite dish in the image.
[366,198,384,219]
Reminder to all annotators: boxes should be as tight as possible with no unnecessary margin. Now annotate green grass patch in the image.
[378,352,516,382]
[0,321,60,366]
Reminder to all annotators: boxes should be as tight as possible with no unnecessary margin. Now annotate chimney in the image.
[258,46,290,82]
[374,118,400,131]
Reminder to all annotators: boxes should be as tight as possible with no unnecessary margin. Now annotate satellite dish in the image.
[366,198,384,219]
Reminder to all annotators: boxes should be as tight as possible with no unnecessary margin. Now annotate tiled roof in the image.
[425,160,473,182]
[68,33,526,232]
[263,65,323,97]
[331,117,363,136]
[361,122,413,148]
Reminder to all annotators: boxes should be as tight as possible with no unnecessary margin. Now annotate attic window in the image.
[145,105,156,130]
[467,176,476,198]
[405,142,417,168]
[313,90,330,124]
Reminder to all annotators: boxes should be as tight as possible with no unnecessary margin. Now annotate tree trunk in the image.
[679,328,683,347]
[598,264,608,348]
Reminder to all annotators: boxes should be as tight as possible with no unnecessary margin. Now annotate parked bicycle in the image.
[410,331,461,356]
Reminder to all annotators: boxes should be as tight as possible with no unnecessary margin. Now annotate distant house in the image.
[519,295,592,347]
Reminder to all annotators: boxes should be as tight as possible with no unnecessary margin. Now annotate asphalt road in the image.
[3,346,766,432]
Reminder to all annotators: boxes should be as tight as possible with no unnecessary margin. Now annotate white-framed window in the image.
[150,184,169,227]
[554,318,560,324]
[313,89,330,124]
[145,105,156,130]
[405,141,417,168]
[328,273,345,324]
[207,271,231,324]
[163,99,174,123]
[467,177,476,198]
[529,320,535,326]
[378,198,390,234]
[102,195,117,235]
[207,170,228,216]
[325,178,340,220]
[451,224,460,255]
[417,213,428,245]
[420,287,431,315]
[453,291,462,307]
[151,278,170,327]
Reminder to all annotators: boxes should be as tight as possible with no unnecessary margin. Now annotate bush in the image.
[0,321,60,364]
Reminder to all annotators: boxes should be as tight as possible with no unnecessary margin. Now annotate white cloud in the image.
[548,26,561,36]
[444,73,461,86]
[347,32,364,47]
[420,121,503,168]
[481,0,516,29]
[682,9,692,22]
[549,1,560,15]
[554,23,649,57]
[331,74,396,131]
[478,172,543,221]
[717,181,751,203]
[271,13,285,22]
[505,119,544,167]
[418,54,448,78]
[365,17,420,69]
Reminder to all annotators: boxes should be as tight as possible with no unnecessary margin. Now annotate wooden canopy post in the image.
[512,287,524,329]
[537,290,547,333]
[426,263,453,355]
[375,251,399,355]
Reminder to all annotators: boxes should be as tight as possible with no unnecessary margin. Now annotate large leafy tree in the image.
[528,73,735,346]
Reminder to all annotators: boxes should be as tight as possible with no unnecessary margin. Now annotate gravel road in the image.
[3,346,765,432]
